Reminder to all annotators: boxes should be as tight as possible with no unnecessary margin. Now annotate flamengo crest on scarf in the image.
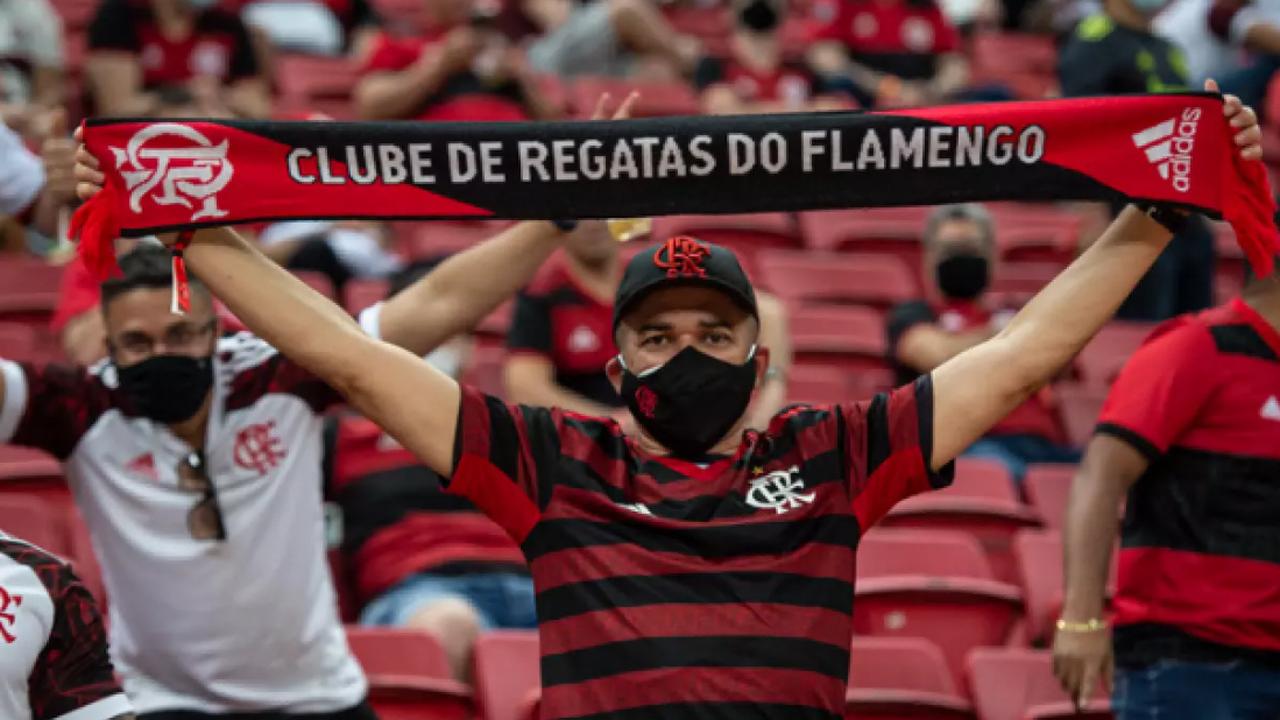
[73,93,1279,281]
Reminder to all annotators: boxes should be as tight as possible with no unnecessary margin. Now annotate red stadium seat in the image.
[757,250,919,308]
[344,279,389,316]
[967,647,1112,720]
[274,54,360,119]
[881,458,1040,583]
[0,447,71,519]
[1023,464,1075,529]
[0,494,69,559]
[846,636,973,719]
[473,630,541,720]
[1074,321,1156,388]
[291,270,335,300]
[1014,529,1118,646]
[67,509,106,608]
[799,208,928,266]
[461,343,508,398]
[0,258,64,325]
[855,529,1023,691]
[788,363,851,406]
[1054,382,1107,448]
[345,627,473,720]
[402,221,514,261]
[0,324,39,364]
[789,305,888,371]
[990,262,1061,308]
[649,213,803,270]
[968,33,1059,99]
[996,223,1076,266]
[569,77,700,118]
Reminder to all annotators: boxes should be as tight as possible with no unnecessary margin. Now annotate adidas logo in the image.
[125,452,158,481]
[1131,107,1201,193]
[1261,395,1280,422]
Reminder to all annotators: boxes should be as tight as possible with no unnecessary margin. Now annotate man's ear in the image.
[753,347,771,388]
[605,355,624,394]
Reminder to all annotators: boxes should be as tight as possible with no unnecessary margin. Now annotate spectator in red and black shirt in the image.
[1054,272,1280,717]
[73,92,1266,720]
[696,0,846,115]
[354,0,555,122]
[887,203,1078,482]
[86,0,272,118]
[0,532,133,720]
[805,0,974,107]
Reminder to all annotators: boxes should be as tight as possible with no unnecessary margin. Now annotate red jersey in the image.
[450,377,952,719]
[809,0,959,81]
[1097,298,1280,666]
[361,30,528,122]
[88,0,260,89]
[328,416,525,603]
[694,56,820,107]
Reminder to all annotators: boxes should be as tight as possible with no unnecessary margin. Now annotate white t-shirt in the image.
[0,532,132,720]
[1155,0,1280,82]
[0,122,44,217]
[0,334,367,714]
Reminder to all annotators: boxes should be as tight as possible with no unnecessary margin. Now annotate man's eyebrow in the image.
[698,318,733,329]
[638,321,673,333]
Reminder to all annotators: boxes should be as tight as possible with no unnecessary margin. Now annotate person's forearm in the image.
[355,54,451,120]
[379,221,563,355]
[226,79,273,119]
[30,190,63,238]
[182,227,369,392]
[1062,467,1125,621]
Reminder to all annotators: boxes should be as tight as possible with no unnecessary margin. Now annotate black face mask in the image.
[935,253,990,300]
[621,346,758,459]
[115,354,214,424]
[739,0,780,32]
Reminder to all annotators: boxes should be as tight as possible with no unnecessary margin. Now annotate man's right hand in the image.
[1051,625,1113,709]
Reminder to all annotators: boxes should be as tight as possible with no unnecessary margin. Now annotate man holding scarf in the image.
[70,83,1265,720]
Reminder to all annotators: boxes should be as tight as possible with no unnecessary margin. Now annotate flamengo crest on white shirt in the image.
[111,123,233,220]
[1131,107,1201,193]
[745,466,815,514]
[1261,395,1280,421]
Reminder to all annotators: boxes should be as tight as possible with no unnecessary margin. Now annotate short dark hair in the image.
[100,243,210,309]
[923,203,995,249]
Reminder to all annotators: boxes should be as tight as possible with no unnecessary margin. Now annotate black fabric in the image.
[1096,421,1162,463]
[1115,622,1280,669]
[1058,14,1189,96]
[334,464,475,554]
[1209,323,1280,361]
[139,700,378,720]
[506,288,621,408]
[884,299,937,386]
[88,0,260,81]
[613,238,759,332]
[1120,446,1280,565]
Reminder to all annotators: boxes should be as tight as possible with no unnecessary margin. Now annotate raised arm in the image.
[927,83,1261,469]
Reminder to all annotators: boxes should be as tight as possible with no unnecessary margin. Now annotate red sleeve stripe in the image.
[541,666,847,719]
[851,448,928,530]
[449,454,541,544]
[537,602,853,655]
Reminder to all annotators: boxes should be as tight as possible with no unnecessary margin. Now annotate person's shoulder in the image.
[216,331,279,369]
[1194,300,1280,361]
[764,402,839,438]
[196,5,253,32]
[525,254,574,296]
[0,534,73,600]
[1070,13,1118,43]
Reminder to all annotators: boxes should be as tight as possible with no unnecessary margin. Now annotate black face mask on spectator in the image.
[620,346,758,458]
[116,354,215,424]
[936,253,990,300]
[739,0,780,32]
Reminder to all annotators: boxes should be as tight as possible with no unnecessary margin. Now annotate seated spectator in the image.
[1,110,76,253]
[86,0,272,118]
[1060,0,1216,321]
[504,221,791,429]
[886,203,1078,482]
[696,0,848,114]
[355,0,554,121]
[0,0,67,136]
[1156,0,1280,110]
[333,264,530,682]
[520,0,698,79]
[259,220,401,295]
[229,0,383,59]
[806,0,981,107]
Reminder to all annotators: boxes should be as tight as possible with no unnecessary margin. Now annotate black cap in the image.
[612,236,759,333]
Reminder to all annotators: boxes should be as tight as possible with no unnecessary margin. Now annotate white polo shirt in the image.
[0,531,132,720]
[0,333,366,714]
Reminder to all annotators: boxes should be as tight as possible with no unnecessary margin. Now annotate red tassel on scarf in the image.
[1221,143,1279,278]
[68,180,122,281]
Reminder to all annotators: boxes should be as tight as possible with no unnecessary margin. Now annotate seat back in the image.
[1012,529,1062,644]
[757,250,919,308]
[473,630,541,720]
[1075,322,1157,388]
[968,647,1108,720]
[345,627,456,680]
[789,304,887,370]
[1024,464,1076,528]
[848,635,958,695]
[937,458,1018,504]
[0,494,69,558]
[857,528,994,581]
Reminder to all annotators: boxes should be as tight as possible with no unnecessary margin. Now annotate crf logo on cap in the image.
[1132,107,1201,193]
[745,466,815,514]
[111,122,234,220]
[653,236,710,278]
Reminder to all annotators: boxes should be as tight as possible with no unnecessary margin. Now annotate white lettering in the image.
[890,128,924,169]
[346,145,377,184]
[729,133,755,174]
[378,144,407,184]
[1016,125,1045,164]
[579,139,606,180]
[287,148,314,184]
[552,139,578,181]
[408,143,435,183]
[760,132,786,174]
[657,137,687,177]
[689,135,715,176]
[316,147,344,185]
[480,141,505,182]
[449,143,478,183]
[801,130,825,172]
[928,126,953,168]
[987,126,1014,165]
[955,126,983,167]
[857,130,885,170]
[518,141,550,182]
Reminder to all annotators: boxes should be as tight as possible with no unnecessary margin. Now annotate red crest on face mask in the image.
[634,385,659,418]
[652,236,709,278]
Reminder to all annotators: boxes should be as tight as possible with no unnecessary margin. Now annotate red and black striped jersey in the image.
[449,375,952,720]
[1097,298,1280,667]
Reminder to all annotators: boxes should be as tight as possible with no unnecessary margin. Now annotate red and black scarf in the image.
[74,92,1279,288]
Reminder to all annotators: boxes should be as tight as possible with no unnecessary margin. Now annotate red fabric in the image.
[809,0,959,54]
[50,254,110,333]
[717,61,817,105]
[134,25,240,87]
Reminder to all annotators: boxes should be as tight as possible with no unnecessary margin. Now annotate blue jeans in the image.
[1114,660,1280,720]
[360,571,537,630]
[963,433,1081,484]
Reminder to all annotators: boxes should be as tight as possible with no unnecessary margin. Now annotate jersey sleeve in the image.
[449,385,562,543]
[808,0,848,43]
[1095,320,1218,461]
[362,32,414,73]
[30,563,131,720]
[843,375,954,529]
[505,290,554,357]
[222,334,343,414]
[930,5,960,52]
[224,13,261,80]
[884,299,936,362]
[1057,23,1113,96]
[87,0,138,52]
[0,361,112,461]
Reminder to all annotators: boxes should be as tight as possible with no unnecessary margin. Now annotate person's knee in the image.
[405,597,483,680]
